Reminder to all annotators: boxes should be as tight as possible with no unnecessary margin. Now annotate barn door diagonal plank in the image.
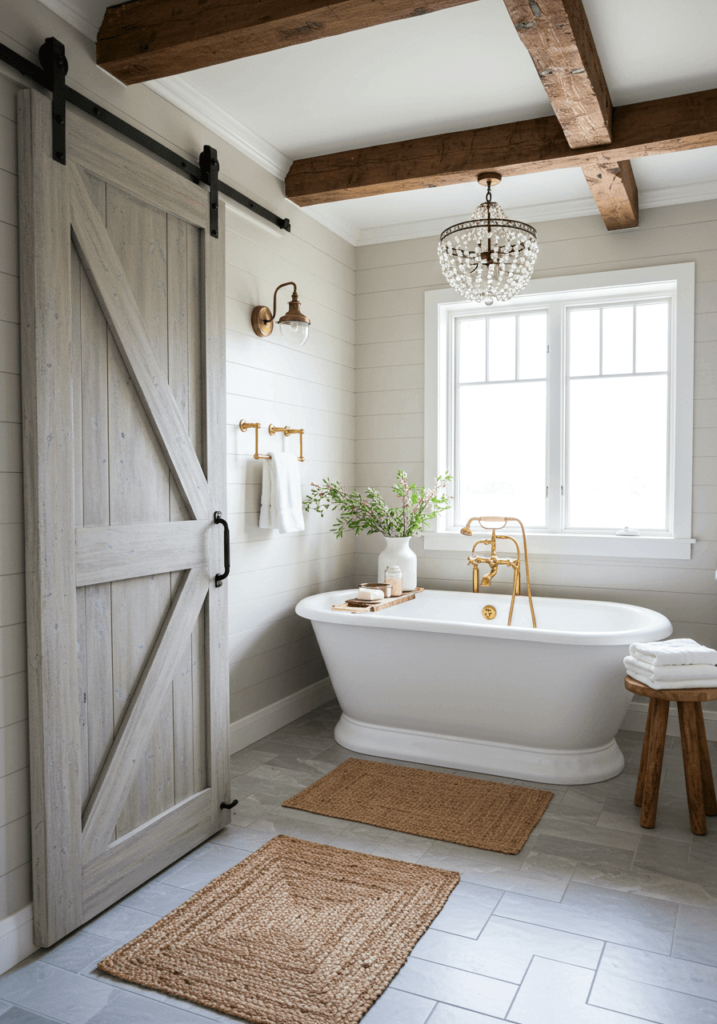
[82,566,209,861]
[69,164,211,521]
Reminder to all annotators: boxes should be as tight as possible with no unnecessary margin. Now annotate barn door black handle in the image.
[214,511,230,587]
[220,799,238,810]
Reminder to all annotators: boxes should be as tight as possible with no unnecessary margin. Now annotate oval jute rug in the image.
[282,758,553,855]
[99,834,459,1024]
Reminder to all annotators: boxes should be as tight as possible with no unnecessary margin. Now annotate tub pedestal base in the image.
[335,713,625,786]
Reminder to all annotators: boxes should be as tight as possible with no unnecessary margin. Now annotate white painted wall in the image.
[0,0,354,963]
[354,202,717,738]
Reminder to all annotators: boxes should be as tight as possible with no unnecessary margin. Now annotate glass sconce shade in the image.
[279,319,310,346]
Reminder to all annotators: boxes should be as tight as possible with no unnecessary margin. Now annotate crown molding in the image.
[35,0,103,41]
[639,179,717,211]
[350,179,717,246]
[300,203,362,246]
[353,196,599,246]
[147,77,292,181]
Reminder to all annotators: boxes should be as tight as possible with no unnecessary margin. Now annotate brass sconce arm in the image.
[267,281,298,328]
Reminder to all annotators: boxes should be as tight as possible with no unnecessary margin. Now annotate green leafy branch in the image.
[303,470,452,538]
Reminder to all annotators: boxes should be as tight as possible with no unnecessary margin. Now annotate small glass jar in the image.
[384,565,403,596]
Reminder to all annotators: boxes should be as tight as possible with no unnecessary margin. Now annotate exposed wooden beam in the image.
[582,157,639,230]
[285,88,717,205]
[503,0,611,148]
[503,1,638,230]
[97,0,477,85]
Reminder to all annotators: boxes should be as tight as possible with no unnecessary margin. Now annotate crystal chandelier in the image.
[438,173,539,306]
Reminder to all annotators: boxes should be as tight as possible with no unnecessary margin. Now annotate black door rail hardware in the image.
[214,511,230,587]
[200,145,219,239]
[0,37,291,238]
[38,37,67,164]
[220,799,238,810]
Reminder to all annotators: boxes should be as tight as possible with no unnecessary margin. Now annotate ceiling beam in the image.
[503,0,612,148]
[96,0,477,85]
[285,87,717,205]
[503,0,639,229]
[582,157,639,231]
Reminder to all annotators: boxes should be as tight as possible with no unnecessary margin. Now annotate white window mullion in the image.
[546,300,563,532]
[447,311,458,527]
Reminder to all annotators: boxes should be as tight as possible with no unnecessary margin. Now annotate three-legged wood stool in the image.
[625,676,717,835]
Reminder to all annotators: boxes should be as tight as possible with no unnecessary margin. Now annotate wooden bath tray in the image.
[332,588,424,614]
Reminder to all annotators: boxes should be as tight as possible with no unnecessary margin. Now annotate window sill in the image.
[423,531,695,560]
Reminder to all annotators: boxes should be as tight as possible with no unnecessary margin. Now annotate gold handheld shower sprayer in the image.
[462,516,537,628]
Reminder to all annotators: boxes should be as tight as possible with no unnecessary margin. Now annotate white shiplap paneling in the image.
[354,200,717,653]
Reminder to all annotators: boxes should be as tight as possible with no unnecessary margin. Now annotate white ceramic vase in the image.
[377,536,418,591]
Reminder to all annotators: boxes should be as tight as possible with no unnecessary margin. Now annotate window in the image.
[425,265,695,559]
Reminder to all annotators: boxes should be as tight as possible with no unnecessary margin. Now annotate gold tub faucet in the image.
[462,516,537,628]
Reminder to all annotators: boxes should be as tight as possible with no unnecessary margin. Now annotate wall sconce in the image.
[251,281,311,346]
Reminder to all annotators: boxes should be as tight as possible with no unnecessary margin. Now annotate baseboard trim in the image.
[0,904,36,975]
[229,677,336,754]
[621,696,717,740]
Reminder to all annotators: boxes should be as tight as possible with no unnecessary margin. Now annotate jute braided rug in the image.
[283,758,553,855]
[98,834,458,1024]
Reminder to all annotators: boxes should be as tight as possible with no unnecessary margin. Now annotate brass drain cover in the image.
[482,605,497,620]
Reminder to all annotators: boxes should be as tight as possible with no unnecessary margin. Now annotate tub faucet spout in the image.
[463,517,537,628]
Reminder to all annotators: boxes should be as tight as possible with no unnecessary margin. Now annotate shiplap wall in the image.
[0,0,354,960]
[355,202,717,653]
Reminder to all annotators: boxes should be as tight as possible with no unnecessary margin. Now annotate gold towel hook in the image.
[239,420,270,460]
[268,424,305,462]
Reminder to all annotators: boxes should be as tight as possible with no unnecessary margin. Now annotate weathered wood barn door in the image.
[18,89,230,947]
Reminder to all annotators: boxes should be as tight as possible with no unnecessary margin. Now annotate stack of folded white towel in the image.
[624,638,717,690]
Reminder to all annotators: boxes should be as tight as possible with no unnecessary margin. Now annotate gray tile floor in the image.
[3,701,717,1023]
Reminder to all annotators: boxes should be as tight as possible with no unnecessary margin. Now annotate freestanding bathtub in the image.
[296,589,672,785]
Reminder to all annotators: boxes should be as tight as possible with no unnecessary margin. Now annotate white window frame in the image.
[424,263,696,560]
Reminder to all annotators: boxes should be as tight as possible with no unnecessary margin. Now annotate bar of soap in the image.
[357,588,383,601]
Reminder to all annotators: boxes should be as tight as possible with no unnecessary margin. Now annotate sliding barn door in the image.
[18,90,230,947]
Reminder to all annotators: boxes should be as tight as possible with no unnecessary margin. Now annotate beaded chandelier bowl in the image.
[438,173,539,306]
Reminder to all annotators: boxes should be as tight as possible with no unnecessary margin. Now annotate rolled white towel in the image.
[629,638,717,667]
[624,656,717,683]
[624,664,717,691]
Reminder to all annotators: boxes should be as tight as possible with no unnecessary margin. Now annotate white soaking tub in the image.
[296,589,672,785]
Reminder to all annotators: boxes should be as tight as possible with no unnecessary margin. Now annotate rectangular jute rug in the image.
[98,834,458,1024]
[283,758,553,855]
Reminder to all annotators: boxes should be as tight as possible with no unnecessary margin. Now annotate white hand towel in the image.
[628,638,717,667]
[270,451,304,534]
[259,451,304,533]
[259,457,274,529]
[624,656,717,683]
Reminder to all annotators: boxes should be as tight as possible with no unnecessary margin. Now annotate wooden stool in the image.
[626,676,717,835]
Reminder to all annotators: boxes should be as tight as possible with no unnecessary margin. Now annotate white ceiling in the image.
[42,0,717,244]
